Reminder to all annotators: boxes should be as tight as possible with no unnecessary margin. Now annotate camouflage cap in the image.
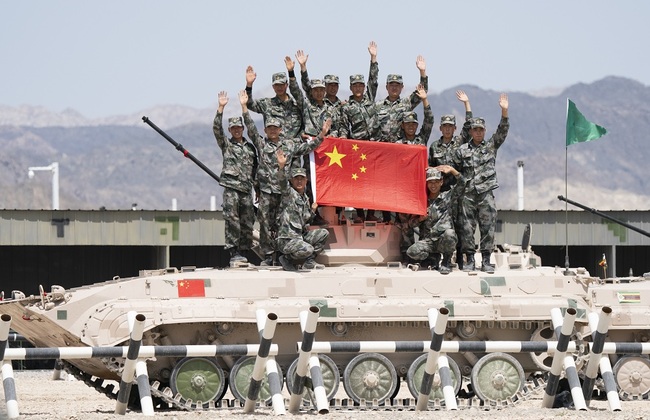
[440,115,456,126]
[310,79,326,89]
[271,72,288,85]
[386,74,403,84]
[349,74,365,84]
[402,111,418,124]
[291,167,307,178]
[228,116,243,128]
[426,168,443,181]
[265,117,282,128]
[470,117,486,129]
[324,74,340,84]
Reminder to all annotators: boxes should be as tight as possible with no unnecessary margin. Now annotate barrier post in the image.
[416,307,451,411]
[1,314,19,419]
[115,313,146,415]
[289,306,321,413]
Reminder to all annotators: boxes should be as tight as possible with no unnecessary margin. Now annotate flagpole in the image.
[564,99,570,274]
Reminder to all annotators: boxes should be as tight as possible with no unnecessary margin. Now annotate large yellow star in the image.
[360,153,367,161]
[360,166,367,173]
[325,145,346,168]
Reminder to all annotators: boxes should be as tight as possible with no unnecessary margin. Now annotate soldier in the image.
[339,42,379,223]
[240,90,330,266]
[407,166,465,274]
[244,64,303,139]
[453,93,509,273]
[428,89,473,268]
[212,91,257,266]
[376,55,428,143]
[395,85,433,145]
[394,85,433,260]
[275,149,330,272]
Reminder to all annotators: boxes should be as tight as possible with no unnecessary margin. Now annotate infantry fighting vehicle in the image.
[3,214,650,411]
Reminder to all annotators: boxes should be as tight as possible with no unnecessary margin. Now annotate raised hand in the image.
[245,66,256,86]
[416,55,426,72]
[284,55,295,72]
[499,93,509,110]
[218,91,228,107]
[296,50,308,66]
[456,90,469,103]
[238,90,248,107]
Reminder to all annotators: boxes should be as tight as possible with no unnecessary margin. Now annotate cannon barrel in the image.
[558,195,650,238]
[142,116,220,183]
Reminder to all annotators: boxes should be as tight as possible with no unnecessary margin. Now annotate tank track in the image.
[62,360,547,412]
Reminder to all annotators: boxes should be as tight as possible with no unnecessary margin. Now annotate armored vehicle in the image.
[3,216,650,410]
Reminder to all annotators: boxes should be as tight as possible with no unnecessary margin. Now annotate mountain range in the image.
[2,76,649,211]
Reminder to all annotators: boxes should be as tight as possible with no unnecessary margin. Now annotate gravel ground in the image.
[0,370,647,419]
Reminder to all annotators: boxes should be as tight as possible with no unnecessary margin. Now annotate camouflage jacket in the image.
[289,77,340,137]
[277,168,313,240]
[376,75,429,142]
[453,117,510,194]
[244,111,323,194]
[412,174,466,238]
[395,104,434,145]
[212,111,257,193]
[428,111,473,167]
[246,89,303,139]
[300,69,343,108]
[337,61,380,140]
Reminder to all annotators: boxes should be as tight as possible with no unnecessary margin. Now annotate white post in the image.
[517,160,524,211]
[171,198,177,211]
[27,161,60,210]
[210,195,217,211]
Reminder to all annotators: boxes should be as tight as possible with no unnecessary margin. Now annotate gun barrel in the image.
[142,116,220,183]
[558,195,650,238]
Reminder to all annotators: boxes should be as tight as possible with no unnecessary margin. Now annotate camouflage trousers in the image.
[396,213,415,253]
[459,189,497,254]
[406,228,457,261]
[277,228,329,261]
[222,187,255,251]
[258,191,282,255]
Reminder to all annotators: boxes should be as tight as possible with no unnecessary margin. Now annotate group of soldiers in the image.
[213,42,509,273]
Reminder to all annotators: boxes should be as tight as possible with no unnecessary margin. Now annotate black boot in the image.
[423,254,440,270]
[481,251,495,273]
[463,253,475,272]
[260,253,274,266]
[439,254,452,275]
[456,245,464,270]
[279,254,298,272]
[229,248,248,265]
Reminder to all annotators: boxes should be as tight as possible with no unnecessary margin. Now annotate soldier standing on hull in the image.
[428,90,473,268]
[453,94,509,273]
[239,91,325,267]
[213,91,257,266]
[339,42,379,223]
[407,166,465,274]
[275,122,332,272]
[394,85,433,262]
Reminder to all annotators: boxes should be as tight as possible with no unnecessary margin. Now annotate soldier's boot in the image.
[311,212,330,227]
[229,248,248,266]
[423,254,440,270]
[439,254,452,275]
[260,253,274,267]
[456,245,464,270]
[303,255,325,270]
[481,251,495,273]
[279,255,298,272]
[463,253,475,272]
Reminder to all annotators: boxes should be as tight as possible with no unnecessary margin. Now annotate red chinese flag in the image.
[177,279,205,298]
[311,137,427,215]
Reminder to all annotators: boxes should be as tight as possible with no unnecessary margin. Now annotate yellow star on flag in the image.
[352,173,358,180]
[352,144,359,151]
[360,153,367,161]
[325,146,346,168]
[360,166,367,173]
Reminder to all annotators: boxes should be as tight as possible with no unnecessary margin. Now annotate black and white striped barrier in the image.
[308,340,576,354]
[542,307,587,410]
[417,307,454,411]
[585,308,620,411]
[308,354,328,412]
[52,359,64,380]
[2,343,278,360]
[243,311,283,415]
[289,306,328,414]
[1,314,19,419]
[115,312,152,416]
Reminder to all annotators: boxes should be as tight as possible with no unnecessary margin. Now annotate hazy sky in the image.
[3,0,649,118]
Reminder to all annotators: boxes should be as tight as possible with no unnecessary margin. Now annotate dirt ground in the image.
[0,370,647,420]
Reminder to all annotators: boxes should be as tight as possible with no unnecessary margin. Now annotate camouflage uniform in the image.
[213,112,257,253]
[276,168,329,262]
[244,112,323,257]
[394,109,435,255]
[428,113,473,167]
[407,170,466,263]
[300,71,343,136]
[338,60,380,140]
[453,117,509,255]
[376,73,429,142]
[246,73,303,139]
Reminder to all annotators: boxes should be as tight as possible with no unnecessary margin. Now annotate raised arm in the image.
[493,93,510,149]
[213,91,229,149]
[408,55,428,108]
[296,50,311,95]
[456,90,473,143]
[417,85,434,144]
[240,90,263,150]
[367,41,379,101]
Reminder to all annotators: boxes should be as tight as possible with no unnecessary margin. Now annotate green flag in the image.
[566,99,607,146]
